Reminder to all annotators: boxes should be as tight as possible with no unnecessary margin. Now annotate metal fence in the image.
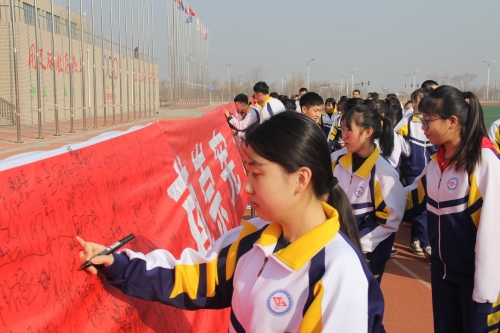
[0,0,158,143]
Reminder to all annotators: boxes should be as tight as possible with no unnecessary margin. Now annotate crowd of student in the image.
[77,80,500,332]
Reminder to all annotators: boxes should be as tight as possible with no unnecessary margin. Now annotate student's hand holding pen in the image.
[76,236,115,274]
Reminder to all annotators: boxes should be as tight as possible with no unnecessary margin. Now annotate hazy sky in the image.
[61,0,500,94]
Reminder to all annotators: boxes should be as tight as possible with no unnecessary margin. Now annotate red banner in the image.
[0,109,248,332]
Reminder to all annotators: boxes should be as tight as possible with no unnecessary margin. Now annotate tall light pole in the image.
[226,64,231,94]
[278,72,287,94]
[347,68,358,96]
[340,74,346,95]
[303,58,314,90]
[410,70,418,91]
[483,60,495,101]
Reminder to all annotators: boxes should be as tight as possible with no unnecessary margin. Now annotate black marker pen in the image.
[78,234,135,271]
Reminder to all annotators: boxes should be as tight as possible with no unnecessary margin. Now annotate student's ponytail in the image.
[327,182,362,251]
[419,86,488,174]
[379,116,395,157]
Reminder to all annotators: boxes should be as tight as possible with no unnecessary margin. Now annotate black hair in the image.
[374,99,388,116]
[371,92,379,100]
[419,85,488,174]
[343,98,365,113]
[386,103,400,127]
[342,105,395,157]
[299,92,324,109]
[270,92,279,99]
[283,99,297,112]
[299,87,308,93]
[421,80,439,89]
[253,81,270,95]
[410,88,432,102]
[337,96,349,113]
[325,97,337,108]
[364,99,375,108]
[245,111,362,251]
[353,89,361,95]
[234,93,248,104]
[404,100,413,108]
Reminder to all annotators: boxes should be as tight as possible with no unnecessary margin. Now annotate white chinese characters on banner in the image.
[167,156,213,255]
[166,131,241,254]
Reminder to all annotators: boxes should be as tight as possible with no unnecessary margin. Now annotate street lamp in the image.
[303,58,314,90]
[340,74,346,95]
[483,60,495,101]
[409,70,418,91]
[347,68,358,96]
[278,72,288,94]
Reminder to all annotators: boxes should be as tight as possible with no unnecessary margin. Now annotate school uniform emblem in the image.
[266,289,293,316]
[447,178,459,191]
[355,186,364,197]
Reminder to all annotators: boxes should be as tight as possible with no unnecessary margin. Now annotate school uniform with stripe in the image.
[331,147,405,278]
[327,115,342,151]
[405,141,500,332]
[395,113,437,177]
[488,118,500,154]
[317,111,337,137]
[97,202,385,333]
[259,97,286,123]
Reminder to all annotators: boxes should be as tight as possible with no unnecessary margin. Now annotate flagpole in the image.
[91,0,97,127]
[124,0,129,121]
[80,0,86,130]
[141,0,145,117]
[100,0,106,125]
[136,0,141,118]
[9,0,22,142]
[50,0,59,135]
[110,0,115,125]
[118,0,123,122]
[67,0,74,133]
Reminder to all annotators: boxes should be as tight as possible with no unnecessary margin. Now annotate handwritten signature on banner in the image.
[0,109,247,332]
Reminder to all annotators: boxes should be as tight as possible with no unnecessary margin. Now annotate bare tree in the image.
[451,73,478,91]
[428,71,452,86]
[244,67,268,88]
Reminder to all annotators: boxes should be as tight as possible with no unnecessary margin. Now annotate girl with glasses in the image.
[405,85,500,333]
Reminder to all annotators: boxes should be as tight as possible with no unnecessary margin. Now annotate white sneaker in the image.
[410,240,424,256]
[422,245,431,262]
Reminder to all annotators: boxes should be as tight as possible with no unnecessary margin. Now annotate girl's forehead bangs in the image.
[420,97,439,116]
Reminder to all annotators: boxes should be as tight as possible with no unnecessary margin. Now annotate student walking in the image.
[405,86,500,333]
[77,111,386,333]
[332,105,405,283]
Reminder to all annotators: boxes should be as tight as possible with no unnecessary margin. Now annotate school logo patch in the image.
[266,289,293,317]
[447,177,459,191]
[355,186,364,197]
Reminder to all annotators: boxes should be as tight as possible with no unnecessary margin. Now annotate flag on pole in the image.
[196,18,200,30]
[188,7,196,16]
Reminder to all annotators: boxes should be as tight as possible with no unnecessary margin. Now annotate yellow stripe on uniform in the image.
[205,259,219,297]
[298,280,324,333]
[468,174,482,229]
[374,180,390,222]
[170,264,200,299]
[488,293,500,331]
[226,221,260,280]
[397,123,409,137]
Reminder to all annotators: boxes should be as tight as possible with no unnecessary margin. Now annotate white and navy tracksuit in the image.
[404,140,500,332]
[395,113,437,247]
[488,118,500,154]
[97,203,385,333]
[317,111,337,137]
[327,115,342,151]
[259,97,286,123]
[332,147,405,282]
[227,107,260,136]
